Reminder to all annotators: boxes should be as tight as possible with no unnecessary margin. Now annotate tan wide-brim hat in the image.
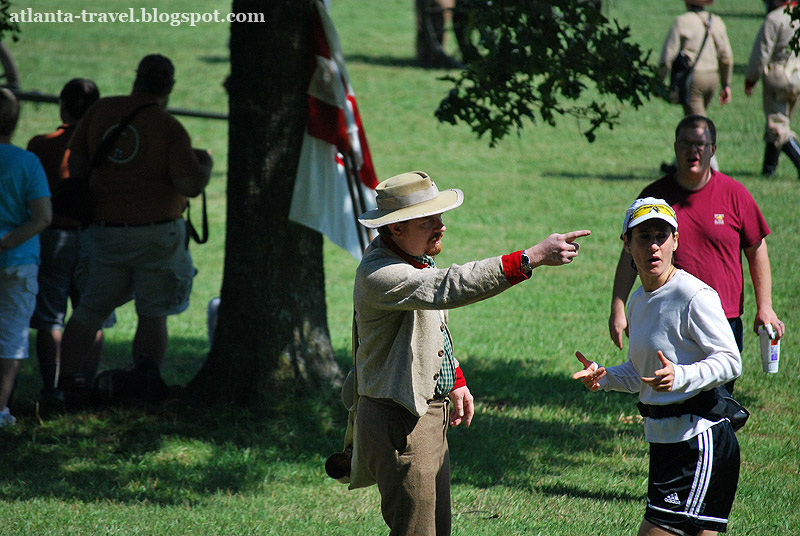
[358,171,464,229]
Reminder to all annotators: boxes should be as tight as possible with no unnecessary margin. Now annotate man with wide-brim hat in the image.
[358,170,464,229]
[345,170,590,535]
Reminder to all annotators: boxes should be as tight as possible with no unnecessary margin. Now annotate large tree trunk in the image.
[189,0,342,405]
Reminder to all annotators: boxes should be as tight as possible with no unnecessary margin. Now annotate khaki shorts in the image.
[0,264,38,359]
[73,219,196,331]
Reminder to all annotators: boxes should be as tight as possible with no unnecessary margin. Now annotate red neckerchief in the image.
[382,236,432,269]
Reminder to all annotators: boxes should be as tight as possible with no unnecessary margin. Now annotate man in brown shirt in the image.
[58,55,212,401]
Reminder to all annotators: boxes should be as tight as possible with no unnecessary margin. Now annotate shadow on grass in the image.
[543,167,766,182]
[445,356,643,501]
[199,55,229,64]
[0,349,750,507]
[713,10,765,20]
[11,335,211,411]
[542,171,644,181]
[344,53,423,69]
[0,390,343,505]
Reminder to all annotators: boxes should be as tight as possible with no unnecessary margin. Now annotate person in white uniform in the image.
[573,197,742,536]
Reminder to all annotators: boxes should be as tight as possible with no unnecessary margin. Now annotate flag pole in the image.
[341,150,369,253]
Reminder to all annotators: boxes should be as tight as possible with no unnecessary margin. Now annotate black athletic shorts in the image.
[645,421,740,536]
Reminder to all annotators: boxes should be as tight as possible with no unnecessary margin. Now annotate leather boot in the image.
[762,143,780,176]
[781,138,800,180]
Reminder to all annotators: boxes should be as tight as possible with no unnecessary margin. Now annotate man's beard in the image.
[425,234,443,256]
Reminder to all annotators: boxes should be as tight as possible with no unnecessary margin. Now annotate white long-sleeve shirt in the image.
[598,269,742,443]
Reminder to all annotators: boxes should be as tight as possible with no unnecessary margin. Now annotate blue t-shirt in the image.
[0,143,50,267]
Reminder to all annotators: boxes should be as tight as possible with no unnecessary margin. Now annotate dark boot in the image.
[781,138,800,180]
[762,143,780,176]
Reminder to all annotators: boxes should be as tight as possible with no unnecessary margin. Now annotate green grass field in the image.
[1,0,798,534]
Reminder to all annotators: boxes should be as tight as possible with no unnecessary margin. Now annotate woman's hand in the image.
[572,351,606,392]
[641,351,675,392]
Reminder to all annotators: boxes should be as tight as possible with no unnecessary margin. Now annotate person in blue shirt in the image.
[0,88,52,427]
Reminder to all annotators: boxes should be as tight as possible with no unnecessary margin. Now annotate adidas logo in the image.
[664,493,681,506]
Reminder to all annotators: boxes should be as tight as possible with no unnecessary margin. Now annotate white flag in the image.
[289,0,378,260]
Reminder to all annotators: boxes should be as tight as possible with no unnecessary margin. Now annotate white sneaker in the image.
[0,407,16,427]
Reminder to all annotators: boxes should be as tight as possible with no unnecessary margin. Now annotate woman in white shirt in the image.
[573,197,742,536]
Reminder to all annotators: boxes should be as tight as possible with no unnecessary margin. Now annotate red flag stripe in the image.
[310,5,331,61]
[308,96,349,152]
[348,95,378,189]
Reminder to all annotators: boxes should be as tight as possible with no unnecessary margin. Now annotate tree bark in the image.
[188,0,342,405]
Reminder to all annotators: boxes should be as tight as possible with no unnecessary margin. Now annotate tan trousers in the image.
[763,63,800,147]
[682,70,719,117]
[357,396,451,536]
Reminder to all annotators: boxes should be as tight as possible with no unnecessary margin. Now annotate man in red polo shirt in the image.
[609,115,784,393]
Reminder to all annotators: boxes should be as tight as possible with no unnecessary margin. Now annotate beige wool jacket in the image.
[659,9,733,87]
[353,237,517,417]
[745,5,799,84]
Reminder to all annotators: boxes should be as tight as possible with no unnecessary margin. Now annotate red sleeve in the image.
[502,250,530,286]
[453,366,466,390]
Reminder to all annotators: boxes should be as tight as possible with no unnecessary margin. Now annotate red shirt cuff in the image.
[502,250,530,285]
[453,366,466,390]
